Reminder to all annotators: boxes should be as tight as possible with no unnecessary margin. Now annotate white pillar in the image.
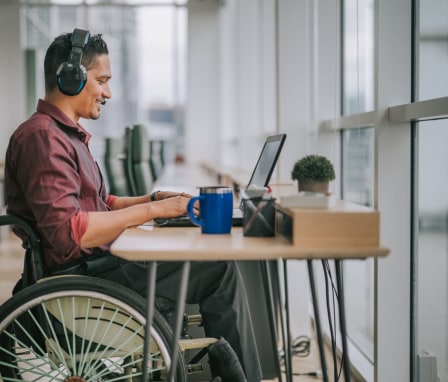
[375,0,412,380]
[185,0,220,166]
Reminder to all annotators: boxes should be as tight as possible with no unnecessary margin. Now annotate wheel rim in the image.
[0,290,171,381]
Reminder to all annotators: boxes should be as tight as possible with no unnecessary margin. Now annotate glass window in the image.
[415,120,448,381]
[413,0,448,379]
[342,128,375,207]
[342,0,374,115]
[21,3,186,166]
[417,0,448,101]
[340,1,376,373]
[342,127,375,364]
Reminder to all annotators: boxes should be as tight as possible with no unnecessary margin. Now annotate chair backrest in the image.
[149,140,165,183]
[103,136,128,196]
[131,124,153,196]
[0,214,44,288]
[123,126,138,196]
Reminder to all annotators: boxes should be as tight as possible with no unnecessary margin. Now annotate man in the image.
[5,29,262,382]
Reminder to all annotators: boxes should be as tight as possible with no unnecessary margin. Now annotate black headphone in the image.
[56,28,91,96]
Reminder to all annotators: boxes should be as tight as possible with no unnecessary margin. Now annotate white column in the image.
[276,0,312,339]
[185,0,220,166]
[375,0,412,380]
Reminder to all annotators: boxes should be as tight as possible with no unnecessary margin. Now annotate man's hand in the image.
[150,194,199,218]
[154,191,193,200]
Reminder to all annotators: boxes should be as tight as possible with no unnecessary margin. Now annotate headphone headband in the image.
[71,28,90,48]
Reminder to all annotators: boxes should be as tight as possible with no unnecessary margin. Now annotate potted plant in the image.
[291,154,335,194]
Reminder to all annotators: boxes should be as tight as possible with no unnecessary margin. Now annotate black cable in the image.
[322,259,338,381]
[291,335,311,357]
[330,261,340,380]
[327,260,345,380]
[322,259,347,381]
[280,367,323,378]
[293,370,323,378]
[323,260,339,298]
[323,260,345,380]
[282,263,346,380]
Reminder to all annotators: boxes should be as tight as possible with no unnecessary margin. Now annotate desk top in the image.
[110,225,389,262]
[111,163,389,262]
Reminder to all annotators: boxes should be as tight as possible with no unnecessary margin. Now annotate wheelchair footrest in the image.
[178,337,217,351]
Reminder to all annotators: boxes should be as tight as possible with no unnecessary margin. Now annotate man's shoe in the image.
[208,337,247,382]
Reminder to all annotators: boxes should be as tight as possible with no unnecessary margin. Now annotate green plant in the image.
[291,155,335,183]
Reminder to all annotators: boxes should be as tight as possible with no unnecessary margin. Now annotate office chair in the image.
[130,124,154,196]
[149,140,165,183]
[123,126,138,196]
[103,136,128,196]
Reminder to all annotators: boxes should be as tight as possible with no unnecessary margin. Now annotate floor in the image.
[0,228,357,382]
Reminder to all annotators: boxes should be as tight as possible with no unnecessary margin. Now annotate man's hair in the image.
[44,32,109,93]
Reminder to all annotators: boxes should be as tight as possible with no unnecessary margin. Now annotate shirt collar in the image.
[36,99,92,143]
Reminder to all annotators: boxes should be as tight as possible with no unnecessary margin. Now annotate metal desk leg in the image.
[142,261,190,382]
[307,260,329,382]
[168,261,191,382]
[334,260,351,382]
[261,260,283,382]
[142,261,157,382]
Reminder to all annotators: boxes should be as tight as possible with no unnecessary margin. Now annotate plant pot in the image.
[298,181,329,194]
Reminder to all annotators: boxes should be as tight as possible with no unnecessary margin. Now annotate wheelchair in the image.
[0,214,216,381]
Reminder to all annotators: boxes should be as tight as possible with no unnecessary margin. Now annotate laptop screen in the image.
[247,133,287,188]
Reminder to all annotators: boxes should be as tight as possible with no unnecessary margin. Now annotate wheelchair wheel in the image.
[0,275,187,381]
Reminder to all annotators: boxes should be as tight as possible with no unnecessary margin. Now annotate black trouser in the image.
[50,253,262,382]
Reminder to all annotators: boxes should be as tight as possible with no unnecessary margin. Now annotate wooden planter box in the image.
[275,198,380,249]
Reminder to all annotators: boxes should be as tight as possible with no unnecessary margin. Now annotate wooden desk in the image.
[112,225,388,262]
[111,224,389,382]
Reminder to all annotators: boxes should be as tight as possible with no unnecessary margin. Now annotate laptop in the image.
[154,133,287,227]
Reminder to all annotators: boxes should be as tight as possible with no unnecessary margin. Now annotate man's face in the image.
[75,54,112,121]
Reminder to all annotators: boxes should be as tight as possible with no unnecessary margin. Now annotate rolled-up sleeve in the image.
[70,211,89,245]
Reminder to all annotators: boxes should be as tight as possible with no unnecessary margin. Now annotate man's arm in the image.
[80,195,192,248]
[109,191,192,211]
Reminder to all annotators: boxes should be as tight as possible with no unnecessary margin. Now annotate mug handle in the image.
[187,196,204,227]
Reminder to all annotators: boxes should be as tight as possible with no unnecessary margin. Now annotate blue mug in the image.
[187,186,233,234]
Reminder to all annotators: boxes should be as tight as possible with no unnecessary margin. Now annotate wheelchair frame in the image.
[0,214,214,381]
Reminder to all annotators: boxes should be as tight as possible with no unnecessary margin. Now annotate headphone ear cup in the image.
[56,62,87,96]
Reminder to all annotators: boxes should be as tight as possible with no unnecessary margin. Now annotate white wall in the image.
[0,2,26,159]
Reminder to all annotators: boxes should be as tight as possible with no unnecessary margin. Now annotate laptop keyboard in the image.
[154,208,243,227]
